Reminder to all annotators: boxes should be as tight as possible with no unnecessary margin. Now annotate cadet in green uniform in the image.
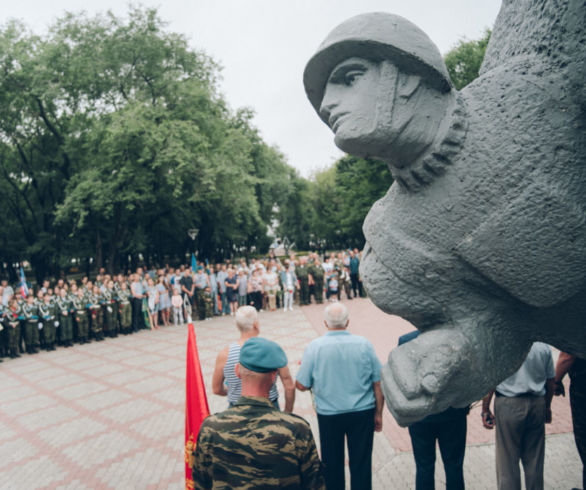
[57,289,73,347]
[296,258,310,306]
[5,298,22,357]
[192,337,325,489]
[38,294,57,351]
[88,286,104,341]
[73,289,90,344]
[203,286,214,320]
[22,295,40,353]
[102,281,118,337]
[309,260,325,304]
[117,282,132,334]
[0,304,6,359]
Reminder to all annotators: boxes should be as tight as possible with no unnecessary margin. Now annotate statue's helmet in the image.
[304,12,452,121]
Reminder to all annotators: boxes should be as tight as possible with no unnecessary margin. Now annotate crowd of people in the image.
[0,249,365,360]
[193,303,585,490]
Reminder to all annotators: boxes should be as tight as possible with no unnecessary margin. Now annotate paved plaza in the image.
[0,298,582,489]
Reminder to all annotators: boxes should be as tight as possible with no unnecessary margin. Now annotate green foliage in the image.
[0,7,294,278]
[444,29,491,90]
[283,156,393,251]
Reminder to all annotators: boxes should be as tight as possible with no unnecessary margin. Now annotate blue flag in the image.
[19,267,29,298]
[191,253,197,272]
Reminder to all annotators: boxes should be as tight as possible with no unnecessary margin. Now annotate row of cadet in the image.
[0,277,149,359]
[0,249,366,360]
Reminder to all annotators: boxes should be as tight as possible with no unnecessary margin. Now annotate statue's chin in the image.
[333,131,387,161]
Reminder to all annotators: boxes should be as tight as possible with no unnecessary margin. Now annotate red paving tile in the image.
[301,298,573,452]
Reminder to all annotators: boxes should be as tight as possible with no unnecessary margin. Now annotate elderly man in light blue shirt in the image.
[296,302,383,490]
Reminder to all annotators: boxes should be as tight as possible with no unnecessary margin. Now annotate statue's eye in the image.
[343,70,363,86]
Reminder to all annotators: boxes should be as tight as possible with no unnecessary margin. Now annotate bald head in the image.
[324,302,349,329]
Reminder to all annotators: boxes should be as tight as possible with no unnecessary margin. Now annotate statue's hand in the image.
[382,328,474,426]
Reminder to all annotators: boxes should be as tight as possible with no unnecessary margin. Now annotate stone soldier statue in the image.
[304,1,586,424]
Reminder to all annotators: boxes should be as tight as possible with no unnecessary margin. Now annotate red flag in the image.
[185,322,210,490]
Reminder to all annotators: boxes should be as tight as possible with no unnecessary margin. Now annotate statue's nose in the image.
[319,85,338,123]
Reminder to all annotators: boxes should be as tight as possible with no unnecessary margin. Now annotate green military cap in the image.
[240,337,287,373]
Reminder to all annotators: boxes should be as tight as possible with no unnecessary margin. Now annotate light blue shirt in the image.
[496,342,555,397]
[296,330,381,415]
[217,271,228,293]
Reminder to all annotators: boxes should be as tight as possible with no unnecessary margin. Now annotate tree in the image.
[0,7,295,277]
[444,29,491,90]
[303,156,393,251]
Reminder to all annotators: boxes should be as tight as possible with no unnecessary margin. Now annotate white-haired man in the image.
[212,305,295,411]
[296,302,383,490]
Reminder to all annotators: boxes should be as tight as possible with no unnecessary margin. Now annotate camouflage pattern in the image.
[88,292,104,340]
[296,265,310,306]
[192,396,325,489]
[2,303,21,357]
[309,265,324,304]
[102,288,118,337]
[202,290,213,319]
[38,300,57,350]
[21,302,40,353]
[0,305,6,357]
[56,296,73,345]
[118,291,132,334]
[195,288,207,320]
[72,295,90,343]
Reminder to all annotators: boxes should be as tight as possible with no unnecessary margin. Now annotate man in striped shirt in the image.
[211,305,295,412]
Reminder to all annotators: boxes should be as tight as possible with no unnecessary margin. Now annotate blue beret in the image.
[240,337,287,373]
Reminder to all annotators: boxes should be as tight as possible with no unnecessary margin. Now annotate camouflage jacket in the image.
[192,396,325,489]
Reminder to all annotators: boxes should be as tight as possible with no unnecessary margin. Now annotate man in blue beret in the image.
[192,337,325,489]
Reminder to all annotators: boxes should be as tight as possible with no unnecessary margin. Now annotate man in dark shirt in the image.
[180,270,194,321]
[401,330,468,490]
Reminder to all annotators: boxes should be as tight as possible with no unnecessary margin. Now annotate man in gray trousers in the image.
[481,342,555,489]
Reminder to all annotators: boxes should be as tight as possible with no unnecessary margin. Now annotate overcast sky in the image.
[3,1,502,177]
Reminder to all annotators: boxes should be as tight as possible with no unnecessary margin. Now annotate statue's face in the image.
[320,56,452,169]
[320,57,381,154]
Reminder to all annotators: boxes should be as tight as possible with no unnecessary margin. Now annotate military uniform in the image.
[0,305,6,358]
[57,295,74,347]
[202,289,213,320]
[296,264,310,305]
[88,292,104,340]
[73,294,90,343]
[21,301,40,353]
[192,397,325,489]
[309,264,324,304]
[117,288,132,334]
[38,300,57,350]
[102,288,118,337]
[4,303,21,358]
